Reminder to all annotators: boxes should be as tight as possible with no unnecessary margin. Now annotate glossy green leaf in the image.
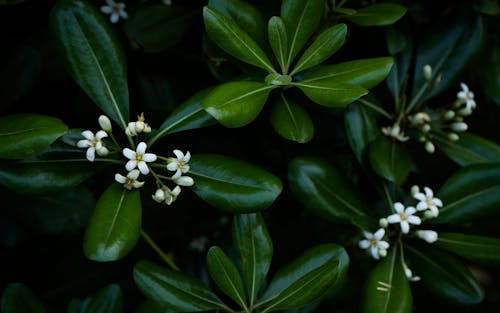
[206,247,247,309]
[189,154,282,213]
[436,232,500,266]
[369,137,411,185]
[84,183,142,262]
[433,164,500,223]
[406,243,484,304]
[288,156,374,229]
[51,0,129,129]
[344,100,379,164]
[268,16,288,73]
[124,5,197,52]
[270,95,314,143]
[67,298,91,313]
[361,248,412,313]
[291,24,347,75]
[281,0,324,68]
[233,213,273,304]
[134,260,227,312]
[201,81,275,128]
[345,3,406,26]
[0,114,67,159]
[0,283,46,313]
[86,284,122,313]
[258,244,348,312]
[434,132,500,166]
[293,80,367,107]
[480,38,500,105]
[203,6,274,72]
[385,28,412,107]
[298,57,394,90]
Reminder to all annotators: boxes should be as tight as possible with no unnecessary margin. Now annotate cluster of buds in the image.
[126,113,152,137]
[408,111,435,154]
[438,82,476,141]
[381,123,409,142]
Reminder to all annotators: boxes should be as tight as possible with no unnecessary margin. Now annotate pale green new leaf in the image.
[268,16,288,73]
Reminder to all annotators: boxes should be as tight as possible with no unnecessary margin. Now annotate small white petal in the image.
[370,246,379,260]
[125,160,137,171]
[132,181,144,188]
[115,173,126,183]
[184,151,191,162]
[374,228,385,240]
[138,162,150,175]
[460,82,469,92]
[101,6,112,14]
[166,162,178,171]
[405,207,417,215]
[127,169,140,179]
[86,147,96,162]
[416,202,428,211]
[82,130,94,140]
[137,142,147,154]
[77,140,91,148]
[96,130,108,139]
[400,221,410,234]
[424,187,433,197]
[387,214,401,224]
[123,148,135,160]
[173,149,184,159]
[433,198,443,207]
[413,192,426,201]
[171,169,182,179]
[359,240,370,249]
[97,146,109,156]
[394,202,405,213]
[110,13,120,23]
[407,215,421,225]
[171,186,181,196]
[378,241,389,250]
[143,153,157,162]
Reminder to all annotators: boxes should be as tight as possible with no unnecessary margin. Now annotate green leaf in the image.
[270,95,314,143]
[203,6,274,72]
[345,3,406,26]
[0,114,67,159]
[288,156,375,229]
[281,0,324,68]
[124,5,197,52]
[83,184,142,262]
[385,28,412,107]
[1,283,46,313]
[86,284,122,313]
[233,213,273,304]
[293,80,367,107]
[436,232,500,266]
[406,243,484,304]
[68,298,91,313]
[189,154,282,213]
[369,137,410,185]
[298,57,394,89]
[434,132,500,166]
[480,37,500,105]
[206,247,248,309]
[134,260,227,312]
[51,0,129,129]
[268,16,288,73]
[361,248,412,313]
[433,164,500,224]
[258,244,348,312]
[344,100,379,164]
[201,81,275,127]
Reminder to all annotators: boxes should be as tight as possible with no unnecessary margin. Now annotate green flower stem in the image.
[358,98,393,120]
[405,81,432,114]
[382,182,395,213]
[108,131,122,151]
[140,229,180,271]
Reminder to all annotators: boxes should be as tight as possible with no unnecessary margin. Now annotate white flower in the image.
[457,82,476,110]
[167,149,191,179]
[416,230,438,243]
[403,265,421,282]
[152,186,181,205]
[387,202,421,234]
[358,228,390,260]
[100,0,128,24]
[125,113,151,136]
[413,186,442,217]
[115,169,144,190]
[381,124,409,142]
[174,175,194,186]
[123,142,157,175]
[77,130,109,162]
[98,115,112,132]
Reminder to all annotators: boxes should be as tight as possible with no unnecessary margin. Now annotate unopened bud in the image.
[416,230,438,243]
[444,111,455,120]
[98,115,112,132]
[421,124,431,133]
[379,218,388,228]
[448,133,460,141]
[378,249,387,258]
[458,108,472,116]
[451,122,468,132]
[175,176,194,186]
[425,141,435,154]
[411,185,420,196]
[423,64,432,81]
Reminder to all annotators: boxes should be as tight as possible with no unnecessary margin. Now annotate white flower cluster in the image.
[100,0,128,24]
[77,115,112,162]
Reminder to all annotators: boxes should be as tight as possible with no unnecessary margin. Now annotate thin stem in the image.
[405,81,431,114]
[140,229,180,271]
[382,182,395,213]
[108,132,122,151]
[358,98,393,120]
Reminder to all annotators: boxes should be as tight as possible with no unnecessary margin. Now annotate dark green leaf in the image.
[293,80,367,107]
[291,24,347,75]
[189,154,282,213]
[433,164,500,223]
[0,114,67,159]
[206,247,247,309]
[288,156,375,229]
[233,213,273,304]
[345,3,406,26]
[369,137,411,185]
[67,298,91,313]
[203,6,274,72]
[406,243,484,304]
[344,100,379,164]
[87,284,122,313]
[0,283,46,313]
[134,260,227,312]
[84,183,142,262]
[361,248,412,313]
[270,95,314,143]
[436,232,500,266]
[385,28,412,107]
[480,38,500,105]
[434,132,500,166]
[268,16,288,73]
[201,81,275,127]
[51,0,129,129]
[258,244,348,312]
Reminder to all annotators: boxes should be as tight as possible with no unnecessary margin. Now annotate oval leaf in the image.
[0,283,46,313]
[134,260,227,312]
[434,132,500,166]
[87,284,122,313]
[345,3,407,26]
[201,81,275,128]
[480,38,500,105]
[293,80,367,107]
[83,183,142,262]
[0,114,67,159]
[406,243,484,304]
[385,28,412,107]
[268,16,288,73]
[233,213,273,304]
[344,100,379,164]
[206,247,247,309]
[51,0,129,129]
[288,156,375,229]
[189,154,282,213]
[369,137,411,185]
[436,232,500,266]
[270,95,314,143]
[203,6,274,72]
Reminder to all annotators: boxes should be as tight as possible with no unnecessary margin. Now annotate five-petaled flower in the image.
[167,149,191,179]
[358,228,390,260]
[152,185,181,205]
[413,186,443,217]
[77,130,109,162]
[387,202,421,234]
[123,142,157,175]
[115,169,144,190]
[457,82,476,111]
[100,0,128,24]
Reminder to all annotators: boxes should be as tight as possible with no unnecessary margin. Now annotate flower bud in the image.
[416,230,438,243]
[448,133,460,141]
[451,122,468,132]
[411,185,420,196]
[98,115,112,132]
[424,210,437,219]
[425,141,435,154]
[423,64,432,81]
[152,189,166,203]
[421,124,431,133]
[458,108,472,116]
[378,249,387,258]
[444,110,455,120]
[96,146,109,156]
[174,176,194,186]
[379,218,388,228]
